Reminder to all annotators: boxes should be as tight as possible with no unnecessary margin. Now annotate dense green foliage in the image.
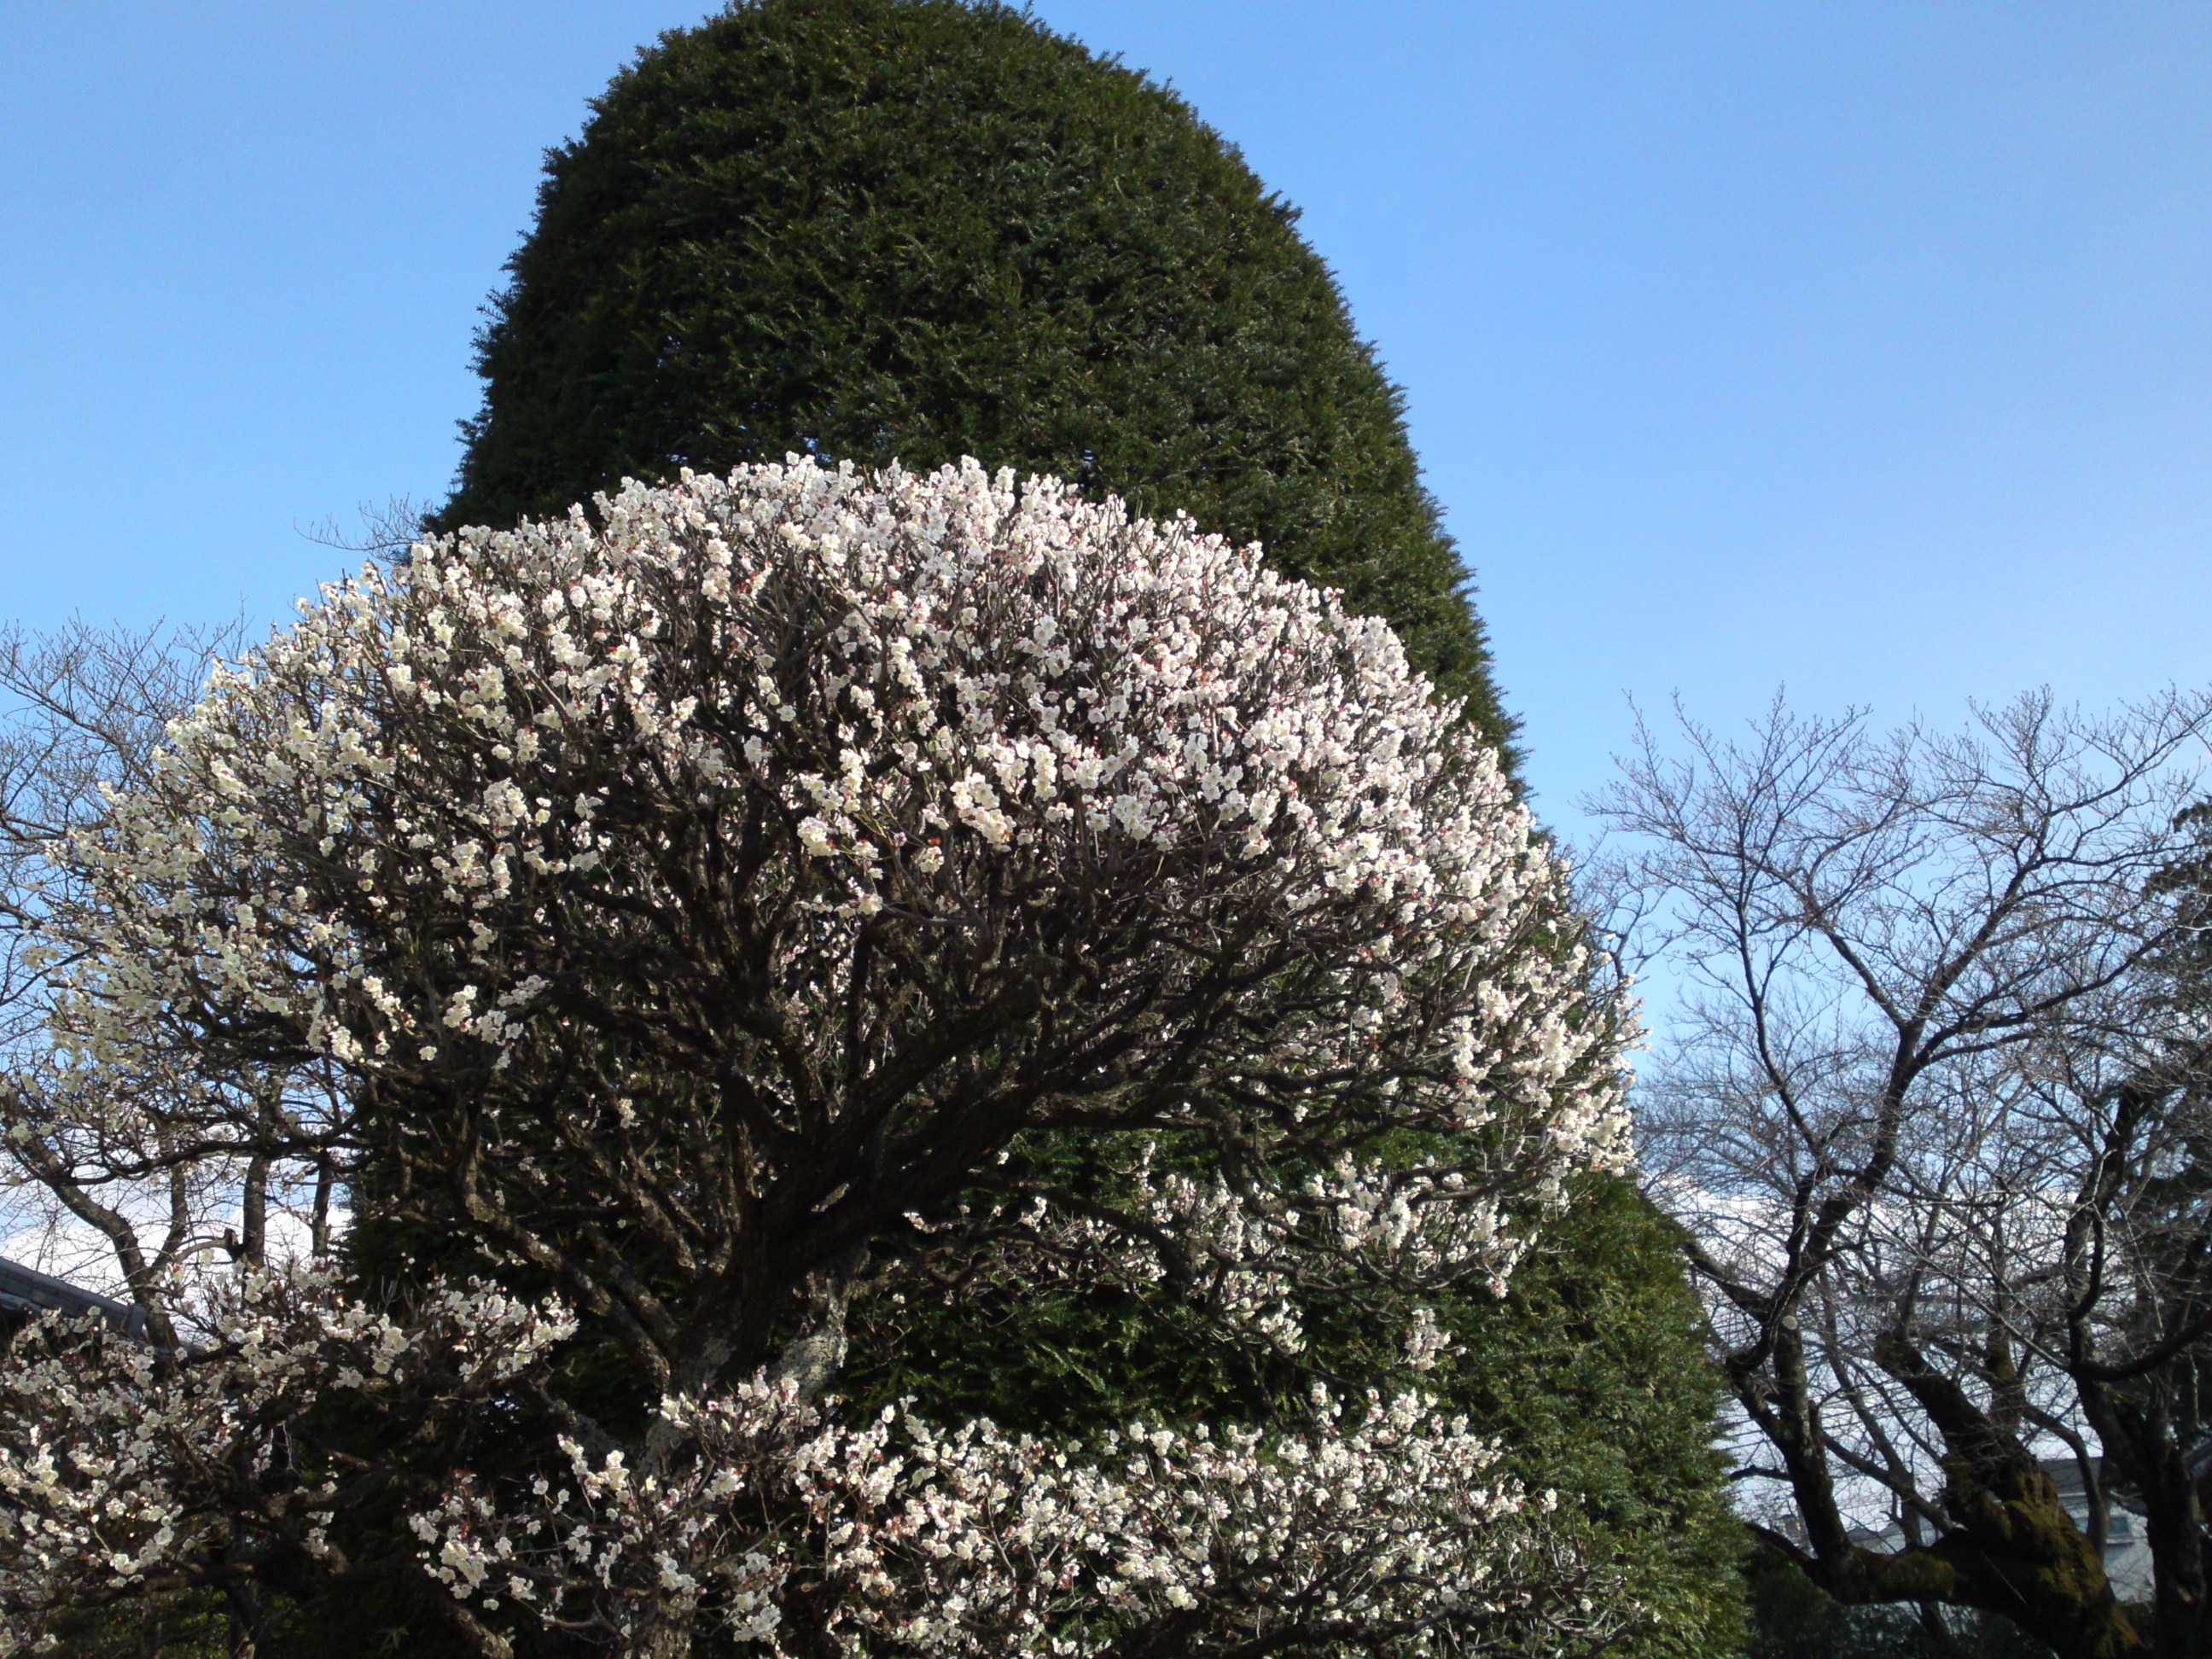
[1460,1180,1749,1658]
[431,0,1514,760]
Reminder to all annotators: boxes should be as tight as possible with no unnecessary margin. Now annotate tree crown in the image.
[435,0,1515,760]
[2,461,1629,1655]
[53,459,1621,1398]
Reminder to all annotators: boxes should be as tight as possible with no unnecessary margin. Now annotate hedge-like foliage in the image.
[432,0,1515,760]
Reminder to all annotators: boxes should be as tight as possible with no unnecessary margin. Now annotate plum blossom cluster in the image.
[407,1381,814,1650]
[1,1275,1615,1658]
[9,459,1636,1653]
[410,1376,1618,1657]
[1126,1152,1551,1322]
[0,1268,573,1653]
[802,1388,1603,1656]
[47,457,1627,1205]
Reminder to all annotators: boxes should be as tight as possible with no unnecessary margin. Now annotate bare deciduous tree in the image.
[0,617,351,1352]
[1593,690,2212,1659]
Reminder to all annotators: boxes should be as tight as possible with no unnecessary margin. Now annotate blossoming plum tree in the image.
[0,458,1632,1657]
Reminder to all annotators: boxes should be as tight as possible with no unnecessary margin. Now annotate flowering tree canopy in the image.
[3,459,1631,1656]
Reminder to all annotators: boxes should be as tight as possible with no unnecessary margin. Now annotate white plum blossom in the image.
[0,1267,573,1651]
[2,458,1635,1656]
[939,1145,1561,1365]
[406,1373,1619,1656]
[50,458,1627,1199]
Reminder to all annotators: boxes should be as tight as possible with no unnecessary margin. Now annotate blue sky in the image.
[4,2,2209,847]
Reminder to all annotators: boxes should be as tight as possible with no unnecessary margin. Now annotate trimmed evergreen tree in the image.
[371,3,1745,1650]
[431,0,1514,760]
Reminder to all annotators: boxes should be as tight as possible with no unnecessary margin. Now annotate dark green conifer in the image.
[432,0,1515,760]
[341,5,1749,1652]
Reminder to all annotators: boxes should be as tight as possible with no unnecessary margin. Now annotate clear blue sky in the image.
[5,2,2209,846]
